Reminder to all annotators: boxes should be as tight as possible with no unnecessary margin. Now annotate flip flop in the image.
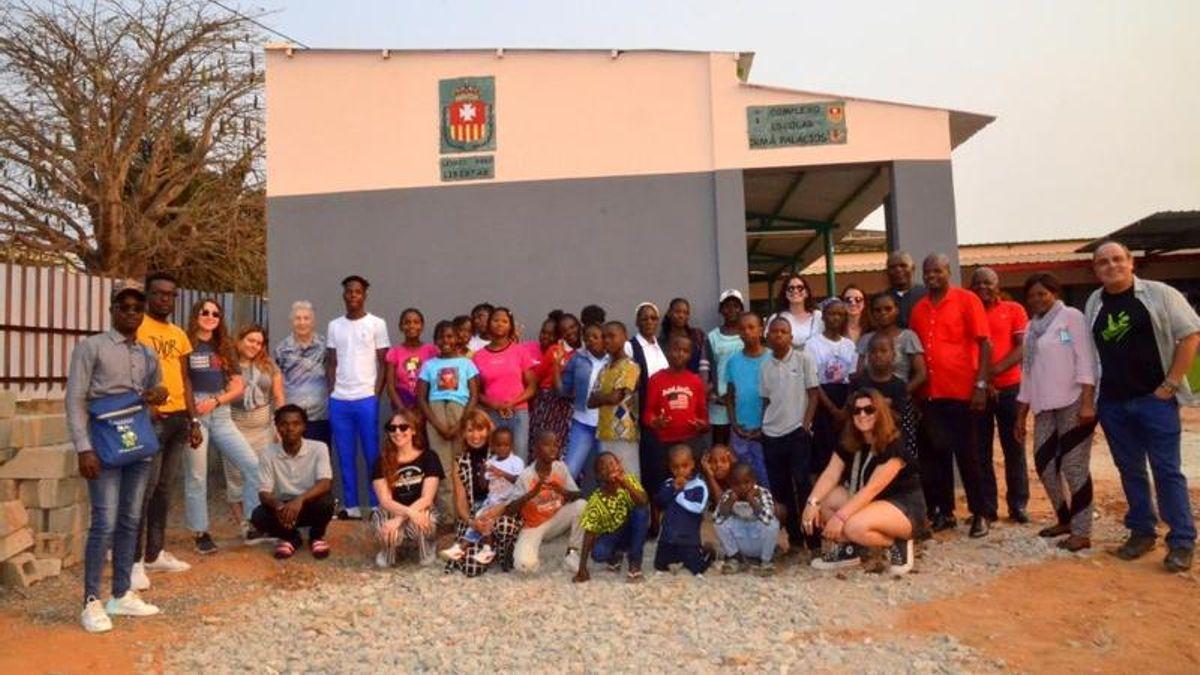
[310,539,331,560]
[274,541,296,560]
[626,568,644,583]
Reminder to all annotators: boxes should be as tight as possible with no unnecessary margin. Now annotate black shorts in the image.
[882,490,926,534]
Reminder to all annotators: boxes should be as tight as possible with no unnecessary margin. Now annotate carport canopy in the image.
[1077,210,1200,255]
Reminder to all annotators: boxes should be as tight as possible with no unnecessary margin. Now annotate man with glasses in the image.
[67,280,168,632]
[130,272,197,590]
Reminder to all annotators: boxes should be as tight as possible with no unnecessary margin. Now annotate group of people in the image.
[65,240,1198,634]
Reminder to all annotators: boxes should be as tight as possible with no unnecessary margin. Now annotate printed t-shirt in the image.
[1093,287,1164,402]
[644,369,708,443]
[595,357,641,442]
[473,342,535,410]
[386,343,438,408]
[835,437,920,502]
[910,287,989,401]
[327,313,390,401]
[418,356,478,407]
[510,460,579,528]
[985,300,1029,389]
[371,450,445,507]
[187,339,227,395]
[580,474,644,534]
[805,333,858,385]
[137,316,192,413]
[707,329,744,426]
[724,350,770,429]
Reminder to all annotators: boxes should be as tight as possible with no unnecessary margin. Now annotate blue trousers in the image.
[564,419,602,482]
[1099,394,1195,549]
[730,433,769,488]
[490,408,531,462]
[85,459,151,601]
[329,396,381,509]
[591,506,650,569]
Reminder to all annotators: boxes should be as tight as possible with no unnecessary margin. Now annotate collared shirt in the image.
[1085,276,1200,404]
[258,439,333,500]
[911,287,990,401]
[273,333,329,421]
[984,300,1029,389]
[758,347,819,437]
[136,316,191,414]
[635,334,668,378]
[558,349,608,426]
[888,285,927,329]
[66,330,161,453]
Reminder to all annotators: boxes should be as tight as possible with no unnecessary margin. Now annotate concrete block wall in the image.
[0,391,84,587]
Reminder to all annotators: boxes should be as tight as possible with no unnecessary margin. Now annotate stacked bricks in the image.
[0,391,84,587]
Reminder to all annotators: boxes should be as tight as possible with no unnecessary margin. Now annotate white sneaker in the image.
[343,506,362,520]
[375,550,391,569]
[471,544,495,565]
[439,543,466,562]
[81,597,113,633]
[130,562,151,591]
[143,550,191,573]
[562,548,581,573]
[105,591,161,617]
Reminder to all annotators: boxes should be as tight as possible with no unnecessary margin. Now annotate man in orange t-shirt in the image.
[970,267,1030,525]
[910,254,993,538]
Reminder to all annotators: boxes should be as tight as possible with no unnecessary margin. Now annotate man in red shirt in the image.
[910,254,993,538]
[645,334,711,459]
[970,267,1030,525]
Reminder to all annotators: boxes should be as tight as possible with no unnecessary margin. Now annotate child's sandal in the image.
[626,568,644,583]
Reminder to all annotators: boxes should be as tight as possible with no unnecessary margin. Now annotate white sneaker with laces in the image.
[562,548,581,573]
[81,597,113,633]
[143,550,191,573]
[375,550,391,569]
[130,562,151,591]
[439,543,466,562]
[471,544,496,565]
[105,591,161,617]
[344,506,362,520]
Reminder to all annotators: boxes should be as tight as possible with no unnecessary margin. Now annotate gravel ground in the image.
[161,519,1110,674]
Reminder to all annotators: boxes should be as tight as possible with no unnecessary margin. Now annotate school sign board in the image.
[747,100,847,149]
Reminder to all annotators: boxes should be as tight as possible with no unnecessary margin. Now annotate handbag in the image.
[87,389,160,468]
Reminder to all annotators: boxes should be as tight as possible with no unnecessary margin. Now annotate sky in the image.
[259,0,1199,244]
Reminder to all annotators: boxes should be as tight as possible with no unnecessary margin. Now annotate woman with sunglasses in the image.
[369,408,444,567]
[840,285,871,344]
[768,273,824,350]
[802,388,923,576]
[183,299,263,554]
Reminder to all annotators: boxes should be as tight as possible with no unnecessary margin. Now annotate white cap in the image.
[719,289,745,305]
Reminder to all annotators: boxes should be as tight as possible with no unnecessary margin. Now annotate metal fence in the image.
[0,262,267,399]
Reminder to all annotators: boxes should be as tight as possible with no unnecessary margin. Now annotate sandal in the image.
[310,539,331,560]
[274,541,296,560]
[626,568,644,583]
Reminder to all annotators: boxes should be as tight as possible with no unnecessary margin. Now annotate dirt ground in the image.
[3,408,1198,673]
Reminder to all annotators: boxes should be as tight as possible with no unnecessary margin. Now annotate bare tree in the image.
[0,0,266,292]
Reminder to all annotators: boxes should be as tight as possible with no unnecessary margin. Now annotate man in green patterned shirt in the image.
[572,453,649,583]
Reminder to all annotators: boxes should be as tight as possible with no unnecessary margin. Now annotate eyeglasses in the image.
[844,296,864,305]
[200,309,221,318]
[785,284,807,293]
[851,405,877,417]
[385,423,412,433]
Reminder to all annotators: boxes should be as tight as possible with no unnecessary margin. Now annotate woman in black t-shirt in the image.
[801,388,924,576]
[369,408,444,568]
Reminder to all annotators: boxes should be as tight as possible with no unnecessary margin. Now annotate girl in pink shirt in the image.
[385,309,438,413]
[473,307,537,460]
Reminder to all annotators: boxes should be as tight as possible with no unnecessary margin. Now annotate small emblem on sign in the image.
[440,76,496,154]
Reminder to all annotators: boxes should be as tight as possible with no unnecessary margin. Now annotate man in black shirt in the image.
[1085,241,1200,573]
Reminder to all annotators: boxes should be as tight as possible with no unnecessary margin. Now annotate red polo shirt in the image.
[984,300,1028,389]
[911,287,990,401]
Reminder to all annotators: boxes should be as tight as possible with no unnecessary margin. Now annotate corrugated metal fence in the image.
[0,263,267,399]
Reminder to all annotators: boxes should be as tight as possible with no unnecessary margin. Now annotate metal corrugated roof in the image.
[1078,211,1200,253]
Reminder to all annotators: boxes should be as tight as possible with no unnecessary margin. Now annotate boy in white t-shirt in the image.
[440,428,525,564]
[326,275,391,520]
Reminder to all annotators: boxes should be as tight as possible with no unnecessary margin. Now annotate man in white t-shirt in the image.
[324,275,390,519]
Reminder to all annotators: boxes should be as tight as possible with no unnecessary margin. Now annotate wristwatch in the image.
[1161,380,1180,394]
[975,379,988,390]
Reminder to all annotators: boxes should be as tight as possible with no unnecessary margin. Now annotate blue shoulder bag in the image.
[86,350,160,467]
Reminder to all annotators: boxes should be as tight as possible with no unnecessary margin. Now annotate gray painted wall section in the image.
[885,160,961,282]
[267,171,736,345]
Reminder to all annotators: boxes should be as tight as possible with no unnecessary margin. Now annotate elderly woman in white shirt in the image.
[1014,272,1097,552]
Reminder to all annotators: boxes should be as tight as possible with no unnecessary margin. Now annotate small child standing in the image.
[653,445,712,576]
[723,312,771,486]
[644,334,711,464]
[385,308,438,413]
[573,452,650,583]
[805,300,858,476]
[587,321,642,479]
[850,333,917,457]
[440,427,525,564]
[714,464,780,576]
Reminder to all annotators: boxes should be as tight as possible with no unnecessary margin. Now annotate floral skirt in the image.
[528,388,572,454]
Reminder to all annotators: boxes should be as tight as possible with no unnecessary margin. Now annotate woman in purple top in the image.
[1015,272,1097,551]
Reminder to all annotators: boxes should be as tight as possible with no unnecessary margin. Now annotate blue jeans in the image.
[490,408,531,461]
[564,419,602,480]
[591,506,650,569]
[85,459,151,601]
[730,433,769,487]
[716,515,780,561]
[1098,394,1196,549]
[184,402,261,532]
[329,396,381,509]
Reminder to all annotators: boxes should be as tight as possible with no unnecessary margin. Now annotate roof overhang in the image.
[1077,210,1200,254]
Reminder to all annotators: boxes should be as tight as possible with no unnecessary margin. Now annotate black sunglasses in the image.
[200,308,221,318]
[385,423,412,433]
[851,405,877,417]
